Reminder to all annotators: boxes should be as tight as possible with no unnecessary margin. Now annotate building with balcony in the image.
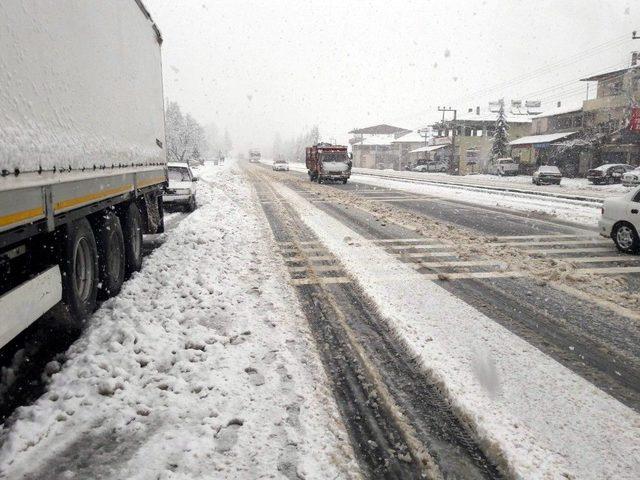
[580,55,640,165]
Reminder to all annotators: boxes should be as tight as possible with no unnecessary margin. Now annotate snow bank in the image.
[275,182,640,480]
[349,168,630,198]
[0,160,357,479]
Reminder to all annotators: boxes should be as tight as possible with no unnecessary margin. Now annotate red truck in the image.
[305,143,352,184]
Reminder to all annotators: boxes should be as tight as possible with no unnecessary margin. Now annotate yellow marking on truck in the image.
[0,207,45,228]
[137,176,166,189]
[54,184,132,212]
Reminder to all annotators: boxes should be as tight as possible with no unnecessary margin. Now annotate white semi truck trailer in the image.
[0,1,167,347]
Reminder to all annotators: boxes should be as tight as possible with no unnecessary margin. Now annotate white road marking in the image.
[493,239,610,247]
[493,234,597,241]
[526,247,614,255]
[574,266,640,275]
[411,260,506,268]
[370,238,428,243]
[555,256,640,264]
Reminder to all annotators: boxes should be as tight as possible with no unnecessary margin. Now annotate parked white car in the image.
[622,167,640,187]
[599,186,640,253]
[164,162,198,212]
[488,157,519,176]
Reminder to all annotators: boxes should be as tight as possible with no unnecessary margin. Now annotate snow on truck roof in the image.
[168,162,191,168]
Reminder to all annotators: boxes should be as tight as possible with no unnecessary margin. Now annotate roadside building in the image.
[431,105,532,174]
[580,54,640,166]
[349,124,411,169]
[391,130,429,170]
[509,131,579,174]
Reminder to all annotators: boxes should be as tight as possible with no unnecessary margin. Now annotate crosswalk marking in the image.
[411,260,506,268]
[371,238,428,244]
[526,247,614,255]
[554,256,640,264]
[494,239,610,248]
[574,266,640,275]
[493,233,597,241]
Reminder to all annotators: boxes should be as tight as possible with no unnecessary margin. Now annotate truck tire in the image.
[122,202,143,275]
[95,211,125,299]
[59,218,99,326]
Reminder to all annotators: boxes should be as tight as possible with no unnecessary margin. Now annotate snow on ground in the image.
[275,182,640,480]
[349,168,632,198]
[348,174,602,228]
[0,160,357,479]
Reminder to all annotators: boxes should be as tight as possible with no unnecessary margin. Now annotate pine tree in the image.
[491,100,510,159]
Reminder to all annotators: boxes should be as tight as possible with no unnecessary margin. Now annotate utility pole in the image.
[438,106,458,175]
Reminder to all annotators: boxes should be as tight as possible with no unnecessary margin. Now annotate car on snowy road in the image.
[587,164,634,185]
[413,160,448,173]
[164,162,198,212]
[622,167,640,187]
[532,165,562,185]
[272,159,289,171]
[598,185,640,253]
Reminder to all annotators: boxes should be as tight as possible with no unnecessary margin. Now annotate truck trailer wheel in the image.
[122,202,144,275]
[95,211,125,299]
[59,218,99,326]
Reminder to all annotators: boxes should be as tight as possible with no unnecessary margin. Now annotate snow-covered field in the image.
[0,160,357,479]
[276,182,640,480]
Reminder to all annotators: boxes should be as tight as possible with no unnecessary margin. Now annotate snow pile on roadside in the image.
[0,160,357,479]
[275,182,640,480]
[350,168,630,197]
[350,174,602,227]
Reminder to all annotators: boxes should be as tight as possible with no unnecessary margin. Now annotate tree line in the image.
[165,100,232,165]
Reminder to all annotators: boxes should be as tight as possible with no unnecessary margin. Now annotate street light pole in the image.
[438,106,458,175]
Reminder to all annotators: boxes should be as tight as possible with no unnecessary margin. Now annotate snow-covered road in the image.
[0,161,357,479]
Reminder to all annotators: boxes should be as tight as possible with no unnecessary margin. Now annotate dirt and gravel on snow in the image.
[265,168,640,315]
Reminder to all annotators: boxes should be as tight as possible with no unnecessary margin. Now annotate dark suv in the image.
[587,164,634,185]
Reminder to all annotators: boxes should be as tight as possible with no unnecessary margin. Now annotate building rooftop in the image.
[435,110,534,125]
[352,135,395,146]
[580,65,639,82]
[391,131,426,143]
[509,131,578,146]
[410,145,448,153]
[349,124,411,135]
[532,102,583,119]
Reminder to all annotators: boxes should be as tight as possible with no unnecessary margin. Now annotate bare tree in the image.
[165,100,208,165]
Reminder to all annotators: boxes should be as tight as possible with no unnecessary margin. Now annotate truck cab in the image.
[305,143,352,184]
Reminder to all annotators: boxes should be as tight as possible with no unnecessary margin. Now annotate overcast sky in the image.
[145,0,637,153]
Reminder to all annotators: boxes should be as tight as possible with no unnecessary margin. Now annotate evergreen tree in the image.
[491,100,510,159]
